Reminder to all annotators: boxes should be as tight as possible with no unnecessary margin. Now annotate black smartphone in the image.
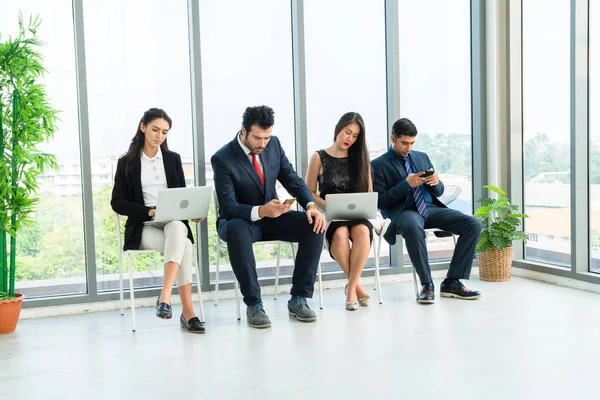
[421,170,435,177]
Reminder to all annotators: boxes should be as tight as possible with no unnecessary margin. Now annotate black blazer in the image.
[371,148,445,244]
[211,134,313,230]
[111,149,193,251]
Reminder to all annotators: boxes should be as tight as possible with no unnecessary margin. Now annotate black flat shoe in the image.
[180,315,206,334]
[156,297,172,319]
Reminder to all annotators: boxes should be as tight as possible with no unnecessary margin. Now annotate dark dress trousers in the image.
[211,134,324,306]
[111,149,193,251]
[371,148,481,284]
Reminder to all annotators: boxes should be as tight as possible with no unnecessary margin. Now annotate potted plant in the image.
[474,185,529,282]
[0,14,59,333]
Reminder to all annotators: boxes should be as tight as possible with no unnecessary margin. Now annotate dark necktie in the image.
[404,157,428,218]
[250,152,264,186]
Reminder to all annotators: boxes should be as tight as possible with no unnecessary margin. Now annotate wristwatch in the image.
[306,201,319,211]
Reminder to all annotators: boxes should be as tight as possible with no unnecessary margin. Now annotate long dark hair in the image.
[121,108,172,177]
[334,112,369,192]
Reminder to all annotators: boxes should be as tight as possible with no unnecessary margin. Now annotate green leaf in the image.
[483,185,506,196]
[0,291,14,300]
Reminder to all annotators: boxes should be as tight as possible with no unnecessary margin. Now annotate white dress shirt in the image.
[237,134,263,221]
[140,147,168,208]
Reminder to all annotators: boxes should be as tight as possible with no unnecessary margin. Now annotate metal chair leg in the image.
[318,260,324,310]
[127,254,136,332]
[375,235,383,304]
[119,249,124,316]
[234,278,241,321]
[215,240,221,306]
[412,266,419,300]
[195,262,205,323]
[274,243,281,300]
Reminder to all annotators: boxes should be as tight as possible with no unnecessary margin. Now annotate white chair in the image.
[213,192,322,320]
[317,216,391,307]
[115,213,205,332]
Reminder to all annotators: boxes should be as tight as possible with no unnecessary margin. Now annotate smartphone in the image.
[421,170,435,177]
[284,198,296,206]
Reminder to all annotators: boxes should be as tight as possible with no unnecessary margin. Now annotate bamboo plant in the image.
[0,14,59,299]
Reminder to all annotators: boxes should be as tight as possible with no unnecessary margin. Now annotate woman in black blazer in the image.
[111,108,205,333]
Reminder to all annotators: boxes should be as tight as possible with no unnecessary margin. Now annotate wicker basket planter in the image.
[478,246,514,282]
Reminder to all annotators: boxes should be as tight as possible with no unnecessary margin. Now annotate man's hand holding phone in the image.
[423,169,439,186]
[258,199,292,218]
[406,169,437,187]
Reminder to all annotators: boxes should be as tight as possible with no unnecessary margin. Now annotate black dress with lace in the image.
[317,150,373,256]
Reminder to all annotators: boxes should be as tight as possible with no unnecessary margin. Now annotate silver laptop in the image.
[325,192,378,222]
[144,186,213,225]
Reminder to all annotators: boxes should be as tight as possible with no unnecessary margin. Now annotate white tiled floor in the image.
[2,276,600,399]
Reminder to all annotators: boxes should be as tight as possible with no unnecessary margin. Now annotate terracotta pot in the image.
[0,293,25,334]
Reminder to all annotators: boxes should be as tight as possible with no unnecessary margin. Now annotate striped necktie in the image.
[404,157,428,218]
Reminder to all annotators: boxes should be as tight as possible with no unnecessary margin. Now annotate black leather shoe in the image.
[156,297,172,319]
[440,279,481,300]
[180,315,206,334]
[418,282,435,304]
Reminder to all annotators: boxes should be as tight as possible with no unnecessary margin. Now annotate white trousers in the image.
[140,221,193,287]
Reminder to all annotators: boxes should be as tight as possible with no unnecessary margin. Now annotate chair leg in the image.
[234,277,241,321]
[215,240,220,306]
[412,266,419,301]
[195,262,205,323]
[291,242,297,258]
[318,260,324,310]
[375,236,383,304]
[119,250,124,315]
[127,254,136,332]
[274,243,281,300]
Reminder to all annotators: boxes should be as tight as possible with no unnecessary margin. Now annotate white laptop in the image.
[324,192,378,222]
[144,186,213,225]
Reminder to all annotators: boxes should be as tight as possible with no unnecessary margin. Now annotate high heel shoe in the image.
[358,295,370,307]
[345,301,359,311]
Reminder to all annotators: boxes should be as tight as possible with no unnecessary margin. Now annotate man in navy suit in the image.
[211,106,326,328]
[371,118,481,304]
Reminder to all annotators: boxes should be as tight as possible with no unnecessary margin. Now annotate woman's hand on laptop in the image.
[191,218,205,223]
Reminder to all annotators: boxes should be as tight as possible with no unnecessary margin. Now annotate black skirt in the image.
[325,219,374,259]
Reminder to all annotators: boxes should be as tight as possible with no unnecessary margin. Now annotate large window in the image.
[198,0,296,283]
[304,0,387,272]
[398,0,472,263]
[522,0,571,267]
[590,0,600,273]
[1,1,87,298]
[83,0,195,291]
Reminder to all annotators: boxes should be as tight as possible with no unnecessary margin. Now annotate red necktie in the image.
[250,152,264,186]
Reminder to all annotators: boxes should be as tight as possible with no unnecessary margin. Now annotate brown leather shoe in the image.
[440,279,481,300]
[418,282,435,304]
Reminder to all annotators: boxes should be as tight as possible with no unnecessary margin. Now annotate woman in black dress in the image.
[305,112,373,311]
